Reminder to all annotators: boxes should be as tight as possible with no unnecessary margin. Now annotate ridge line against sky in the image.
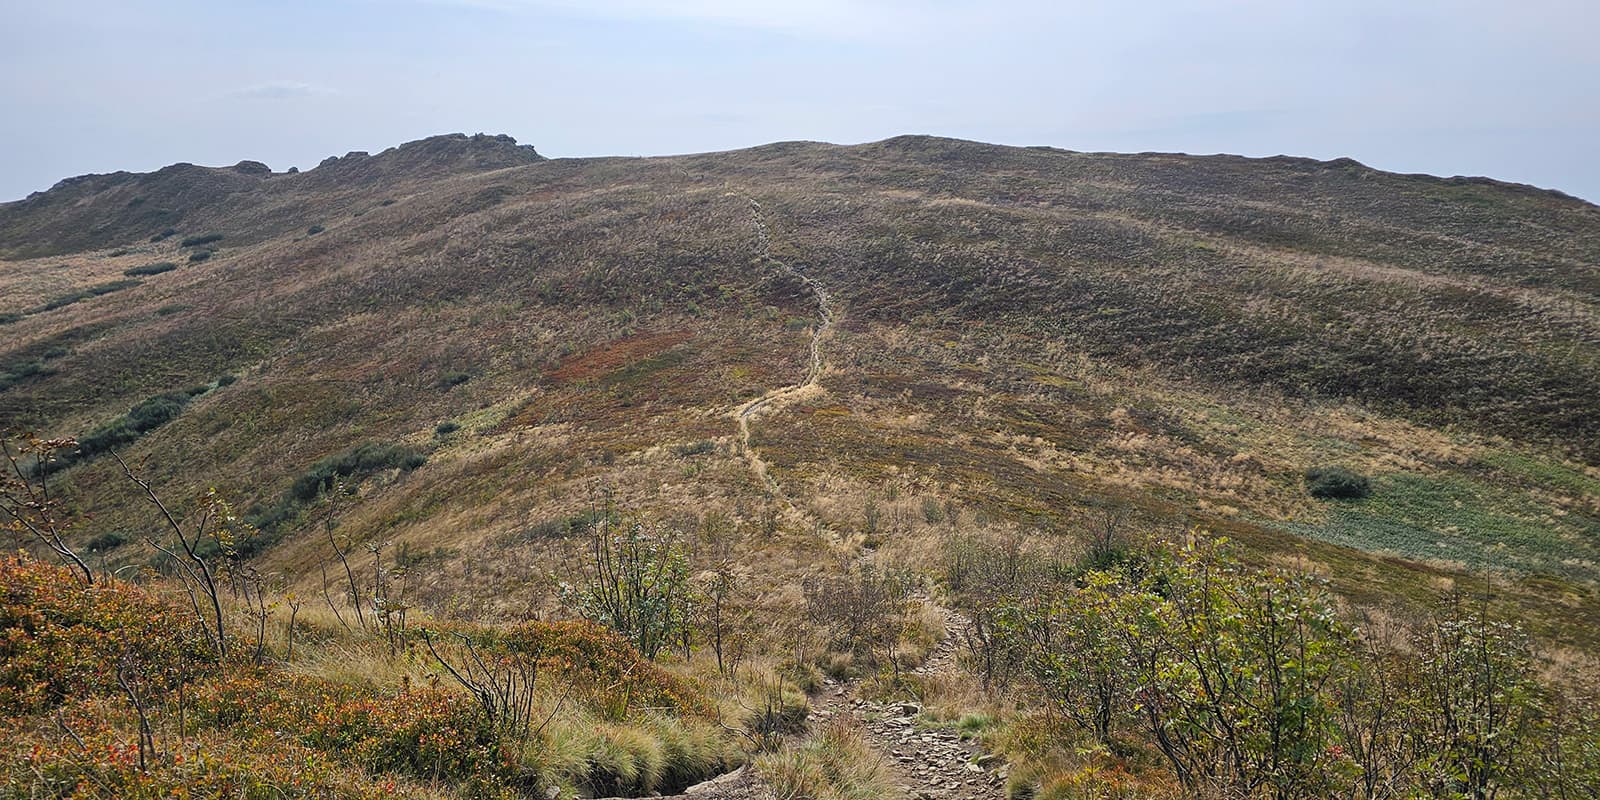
[2,0,1597,202]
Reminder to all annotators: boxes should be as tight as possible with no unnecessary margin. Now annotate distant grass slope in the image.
[2,132,1598,652]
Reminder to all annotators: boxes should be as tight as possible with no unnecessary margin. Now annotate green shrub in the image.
[123,261,177,276]
[306,224,325,235]
[180,233,224,248]
[288,442,427,504]
[1305,465,1372,499]
[0,312,20,325]
[189,250,213,263]
[511,509,617,543]
[562,521,692,660]
[672,440,716,457]
[85,531,128,552]
[435,421,461,436]
[438,371,472,388]
[76,391,191,457]
[33,279,140,312]
[216,373,238,387]
[0,361,53,391]
[249,442,429,536]
[149,227,177,242]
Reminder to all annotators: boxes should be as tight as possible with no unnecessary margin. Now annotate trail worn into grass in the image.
[811,604,1008,800]
[732,194,837,505]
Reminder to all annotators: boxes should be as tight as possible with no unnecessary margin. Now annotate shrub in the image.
[957,536,1600,799]
[188,250,212,263]
[802,562,911,664]
[33,279,140,312]
[74,391,190,458]
[0,555,216,714]
[562,521,692,661]
[250,441,428,536]
[673,440,716,457]
[99,392,185,444]
[85,531,128,552]
[123,261,177,276]
[215,373,238,387]
[179,233,224,248]
[435,421,461,436]
[188,674,514,790]
[148,227,177,242]
[0,360,52,391]
[287,442,427,505]
[438,371,472,388]
[0,312,21,325]
[1305,465,1371,499]
[307,224,325,235]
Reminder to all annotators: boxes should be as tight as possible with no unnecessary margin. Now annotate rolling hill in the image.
[4,133,1599,632]
[5,132,1600,798]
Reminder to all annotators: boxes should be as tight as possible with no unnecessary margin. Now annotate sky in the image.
[2,0,1597,202]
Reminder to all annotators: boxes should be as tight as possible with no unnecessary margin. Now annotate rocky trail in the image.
[662,196,1002,800]
[632,604,1004,800]
[808,604,1008,800]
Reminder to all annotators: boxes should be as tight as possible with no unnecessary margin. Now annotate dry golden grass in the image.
[2,132,1597,664]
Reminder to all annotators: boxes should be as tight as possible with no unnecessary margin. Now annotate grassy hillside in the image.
[3,132,1599,797]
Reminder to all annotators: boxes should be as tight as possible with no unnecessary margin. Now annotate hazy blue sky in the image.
[3,0,1597,202]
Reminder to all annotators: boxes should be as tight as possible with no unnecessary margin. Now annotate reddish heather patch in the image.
[545,330,693,385]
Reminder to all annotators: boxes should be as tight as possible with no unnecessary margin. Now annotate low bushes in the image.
[123,261,177,277]
[0,555,216,715]
[76,391,191,458]
[188,674,516,791]
[250,441,427,534]
[503,620,711,718]
[179,233,224,248]
[0,553,738,799]
[287,442,427,504]
[673,439,717,457]
[0,360,52,391]
[188,250,212,263]
[1305,464,1372,499]
[948,536,1600,799]
[32,279,140,313]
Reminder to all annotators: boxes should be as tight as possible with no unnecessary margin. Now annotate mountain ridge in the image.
[2,130,1598,654]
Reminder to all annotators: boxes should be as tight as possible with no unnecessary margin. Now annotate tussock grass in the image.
[758,719,900,800]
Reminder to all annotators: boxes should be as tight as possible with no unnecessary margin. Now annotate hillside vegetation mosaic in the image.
[3,133,1599,798]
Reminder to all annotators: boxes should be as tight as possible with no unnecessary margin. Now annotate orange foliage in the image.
[0,553,214,714]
